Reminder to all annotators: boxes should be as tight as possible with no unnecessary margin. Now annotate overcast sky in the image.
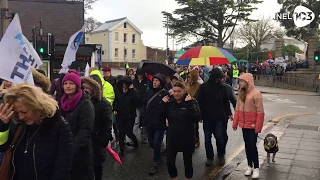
[88,0,282,49]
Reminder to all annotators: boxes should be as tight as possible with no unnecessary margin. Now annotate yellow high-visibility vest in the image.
[126,64,129,69]
[233,70,239,78]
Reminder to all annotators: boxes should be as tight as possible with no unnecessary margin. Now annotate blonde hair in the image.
[4,84,58,121]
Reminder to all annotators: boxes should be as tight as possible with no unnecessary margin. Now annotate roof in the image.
[90,17,143,34]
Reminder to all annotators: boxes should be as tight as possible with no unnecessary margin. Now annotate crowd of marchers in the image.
[0,65,264,180]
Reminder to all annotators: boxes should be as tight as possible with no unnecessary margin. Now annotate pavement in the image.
[222,114,320,180]
[255,86,319,96]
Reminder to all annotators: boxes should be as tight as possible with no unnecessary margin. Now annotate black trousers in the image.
[242,128,259,168]
[94,165,102,180]
[167,150,193,179]
[117,116,138,152]
[194,122,200,144]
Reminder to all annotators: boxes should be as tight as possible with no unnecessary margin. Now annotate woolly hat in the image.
[62,71,81,88]
[102,66,111,72]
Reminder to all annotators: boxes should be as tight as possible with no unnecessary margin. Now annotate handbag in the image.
[0,125,23,180]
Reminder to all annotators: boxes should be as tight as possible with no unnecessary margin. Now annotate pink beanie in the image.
[62,71,81,88]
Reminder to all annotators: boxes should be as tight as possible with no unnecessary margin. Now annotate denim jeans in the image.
[203,120,227,160]
[242,128,259,168]
[232,78,238,88]
[147,128,165,162]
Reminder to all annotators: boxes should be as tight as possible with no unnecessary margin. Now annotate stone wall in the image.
[275,38,284,58]
[0,0,84,43]
[307,36,319,69]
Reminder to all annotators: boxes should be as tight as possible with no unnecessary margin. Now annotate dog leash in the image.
[257,135,264,140]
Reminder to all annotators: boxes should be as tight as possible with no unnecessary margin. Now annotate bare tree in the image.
[235,18,284,50]
[84,17,103,32]
[84,0,98,14]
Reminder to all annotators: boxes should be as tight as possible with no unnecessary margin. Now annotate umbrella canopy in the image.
[141,60,175,77]
[176,46,237,66]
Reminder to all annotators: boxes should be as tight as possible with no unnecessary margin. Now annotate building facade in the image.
[146,46,166,62]
[85,17,146,63]
[0,0,84,43]
[260,35,307,52]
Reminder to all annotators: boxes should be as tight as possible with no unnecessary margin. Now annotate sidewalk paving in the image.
[225,114,320,180]
[255,86,319,96]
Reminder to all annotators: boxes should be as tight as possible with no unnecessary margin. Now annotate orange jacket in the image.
[232,73,264,133]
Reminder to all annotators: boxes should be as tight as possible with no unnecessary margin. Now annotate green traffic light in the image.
[315,56,319,61]
[39,48,44,53]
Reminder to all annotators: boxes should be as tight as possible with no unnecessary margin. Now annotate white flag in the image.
[85,63,90,77]
[0,14,42,85]
[59,25,85,74]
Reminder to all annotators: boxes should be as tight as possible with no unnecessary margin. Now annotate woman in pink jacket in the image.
[232,73,264,179]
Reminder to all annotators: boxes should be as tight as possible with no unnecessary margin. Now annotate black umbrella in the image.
[140,60,175,77]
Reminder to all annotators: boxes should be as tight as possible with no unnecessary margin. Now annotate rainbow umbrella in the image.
[176,46,237,66]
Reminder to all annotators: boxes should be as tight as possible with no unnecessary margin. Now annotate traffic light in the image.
[314,51,320,61]
[36,40,48,58]
[39,47,44,53]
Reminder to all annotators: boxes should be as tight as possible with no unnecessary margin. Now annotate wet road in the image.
[102,69,320,180]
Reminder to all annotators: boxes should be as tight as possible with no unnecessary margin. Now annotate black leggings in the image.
[242,128,259,168]
[94,165,102,180]
[117,117,138,151]
[167,150,193,179]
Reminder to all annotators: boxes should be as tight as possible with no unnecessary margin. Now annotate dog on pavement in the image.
[264,133,279,167]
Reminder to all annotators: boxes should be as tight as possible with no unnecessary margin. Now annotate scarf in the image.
[61,90,83,112]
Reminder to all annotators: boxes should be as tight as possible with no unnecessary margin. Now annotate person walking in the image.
[60,71,95,180]
[232,73,264,179]
[0,84,73,180]
[195,68,232,166]
[142,73,169,175]
[163,82,201,180]
[186,70,201,148]
[113,76,139,156]
[133,68,151,143]
[81,77,113,180]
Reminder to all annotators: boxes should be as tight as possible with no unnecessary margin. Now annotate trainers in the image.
[148,162,160,176]
[205,159,213,166]
[244,166,253,176]
[252,168,259,179]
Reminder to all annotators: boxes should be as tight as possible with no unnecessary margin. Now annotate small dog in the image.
[264,133,279,167]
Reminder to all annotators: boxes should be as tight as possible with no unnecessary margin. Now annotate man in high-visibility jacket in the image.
[90,69,115,105]
[232,68,239,88]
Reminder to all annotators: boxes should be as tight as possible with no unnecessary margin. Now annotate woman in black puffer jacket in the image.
[81,77,113,180]
[0,84,73,180]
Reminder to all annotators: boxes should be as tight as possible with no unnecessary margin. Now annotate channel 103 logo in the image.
[274,5,315,28]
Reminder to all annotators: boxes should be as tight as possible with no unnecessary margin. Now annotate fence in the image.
[254,74,320,92]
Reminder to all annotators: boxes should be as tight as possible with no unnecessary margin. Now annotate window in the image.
[124,33,127,43]
[115,32,119,42]
[124,48,127,58]
[124,22,127,29]
[132,34,136,44]
[115,48,118,58]
[132,49,136,59]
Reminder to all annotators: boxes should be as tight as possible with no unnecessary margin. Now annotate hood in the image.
[136,67,144,75]
[171,73,184,82]
[31,68,50,92]
[81,77,102,100]
[238,73,255,91]
[209,67,224,84]
[189,70,199,81]
[152,73,165,85]
[90,70,105,84]
[117,76,133,90]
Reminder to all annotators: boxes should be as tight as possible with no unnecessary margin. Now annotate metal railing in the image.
[253,74,319,92]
